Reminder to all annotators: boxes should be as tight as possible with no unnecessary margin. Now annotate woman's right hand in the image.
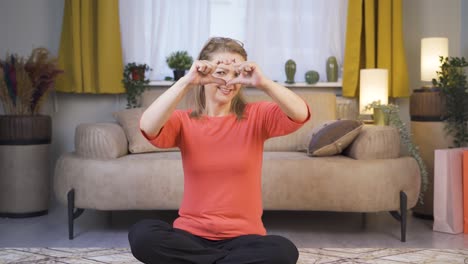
[183,60,226,86]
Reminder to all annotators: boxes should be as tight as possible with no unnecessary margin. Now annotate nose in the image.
[222,73,237,83]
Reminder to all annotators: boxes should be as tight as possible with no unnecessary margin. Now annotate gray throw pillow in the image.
[307,120,363,157]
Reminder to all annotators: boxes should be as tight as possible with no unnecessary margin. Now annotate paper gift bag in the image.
[433,148,465,234]
[464,150,468,234]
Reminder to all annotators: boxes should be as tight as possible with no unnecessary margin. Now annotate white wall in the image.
[0,0,466,183]
[462,0,468,57]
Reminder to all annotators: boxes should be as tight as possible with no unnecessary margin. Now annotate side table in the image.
[411,121,452,218]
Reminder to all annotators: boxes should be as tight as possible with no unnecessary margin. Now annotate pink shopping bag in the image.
[433,148,465,234]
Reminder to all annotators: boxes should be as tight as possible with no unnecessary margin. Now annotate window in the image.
[120,0,348,83]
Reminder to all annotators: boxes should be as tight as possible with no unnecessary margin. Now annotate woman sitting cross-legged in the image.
[128,37,310,264]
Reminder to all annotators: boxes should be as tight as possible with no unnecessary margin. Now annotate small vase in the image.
[326,56,338,82]
[373,108,389,126]
[173,70,186,81]
[285,59,296,84]
[305,71,320,85]
[131,67,146,81]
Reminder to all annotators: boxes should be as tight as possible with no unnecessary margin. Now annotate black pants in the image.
[128,219,299,264]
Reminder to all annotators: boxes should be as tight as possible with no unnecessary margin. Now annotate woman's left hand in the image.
[226,62,268,89]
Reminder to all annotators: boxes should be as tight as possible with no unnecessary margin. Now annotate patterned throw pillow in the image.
[307,120,363,157]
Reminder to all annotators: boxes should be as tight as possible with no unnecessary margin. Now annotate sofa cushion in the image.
[344,125,400,160]
[113,108,178,153]
[307,120,363,156]
[75,123,128,159]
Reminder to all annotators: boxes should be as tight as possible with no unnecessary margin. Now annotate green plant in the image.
[0,48,63,115]
[364,101,428,204]
[432,56,468,147]
[166,51,193,70]
[122,63,152,109]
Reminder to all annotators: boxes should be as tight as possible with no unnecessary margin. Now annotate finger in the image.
[202,76,226,86]
[196,64,207,74]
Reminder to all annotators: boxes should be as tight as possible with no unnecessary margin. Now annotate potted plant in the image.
[432,56,468,147]
[364,101,429,204]
[122,63,152,109]
[0,47,63,217]
[166,51,193,81]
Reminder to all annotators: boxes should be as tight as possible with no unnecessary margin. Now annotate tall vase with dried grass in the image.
[0,48,63,217]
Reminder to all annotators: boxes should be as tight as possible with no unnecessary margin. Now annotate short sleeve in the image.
[256,102,310,139]
[140,110,185,148]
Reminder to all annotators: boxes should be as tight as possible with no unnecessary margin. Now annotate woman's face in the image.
[204,52,245,107]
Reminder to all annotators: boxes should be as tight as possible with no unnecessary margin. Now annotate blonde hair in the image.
[189,37,248,120]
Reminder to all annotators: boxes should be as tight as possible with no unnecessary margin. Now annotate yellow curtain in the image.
[56,0,124,94]
[342,0,409,98]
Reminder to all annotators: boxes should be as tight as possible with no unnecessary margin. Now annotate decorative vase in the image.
[373,108,389,126]
[0,115,52,218]
[285,59,296,84]
[326,56,338,82]
[173,70,186,81]
[305,71,320,85]
[131,67,146,81]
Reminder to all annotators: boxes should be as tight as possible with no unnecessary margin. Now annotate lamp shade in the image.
[359,69,388,114]
[421,37,448,82]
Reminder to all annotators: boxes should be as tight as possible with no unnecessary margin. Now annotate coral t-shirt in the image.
[144,101,310,240]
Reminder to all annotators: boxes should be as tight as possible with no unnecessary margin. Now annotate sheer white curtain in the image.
[245,0,348,83]
[119,0,210,80]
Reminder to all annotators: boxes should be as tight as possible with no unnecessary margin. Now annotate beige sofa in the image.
[54,90,421,241]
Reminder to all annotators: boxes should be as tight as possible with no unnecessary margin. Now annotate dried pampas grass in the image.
[0,48,63,115]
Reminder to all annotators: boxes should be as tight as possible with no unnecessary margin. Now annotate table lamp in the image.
[421,37,448,87]
[359,69,388,125]
[411,37,449,121]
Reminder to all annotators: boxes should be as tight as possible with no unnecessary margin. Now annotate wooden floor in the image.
[1,203,467,249]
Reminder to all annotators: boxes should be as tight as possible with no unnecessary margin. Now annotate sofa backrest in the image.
[141,88,336,151]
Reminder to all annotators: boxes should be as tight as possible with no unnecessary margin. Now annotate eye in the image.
[213,70,226,77]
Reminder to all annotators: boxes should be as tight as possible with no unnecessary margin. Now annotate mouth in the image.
[218,86,234,95]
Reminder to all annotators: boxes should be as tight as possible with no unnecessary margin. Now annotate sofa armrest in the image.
[344,125,400,160]
[75,123,128,159]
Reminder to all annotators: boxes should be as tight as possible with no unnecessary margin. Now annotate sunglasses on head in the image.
[207,37,244,47]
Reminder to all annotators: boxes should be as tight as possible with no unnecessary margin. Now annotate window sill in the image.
[148,80,343,94]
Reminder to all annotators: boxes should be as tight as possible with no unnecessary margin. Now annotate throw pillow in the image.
[307,120,363,157]
[113,108,177,153]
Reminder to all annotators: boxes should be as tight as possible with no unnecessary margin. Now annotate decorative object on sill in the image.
[122,62,152,109]
[432,56,468,148]
[364,101,428,205]
[0,47,62,218]
[284,59,296,84]
[326,56,338,82]
[359,69,388,123]
[166,51,193,81]
[305,70,319,85]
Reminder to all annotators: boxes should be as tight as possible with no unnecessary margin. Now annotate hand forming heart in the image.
[226,62,266,88]
[185,60,226,86]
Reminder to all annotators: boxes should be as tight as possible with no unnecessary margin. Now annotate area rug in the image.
[0,247,467,263]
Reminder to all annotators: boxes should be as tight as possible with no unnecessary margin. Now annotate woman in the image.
[129,37,310,264]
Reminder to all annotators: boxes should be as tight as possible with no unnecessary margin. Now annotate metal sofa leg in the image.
[389,191,407,242]
[67,189,84,240]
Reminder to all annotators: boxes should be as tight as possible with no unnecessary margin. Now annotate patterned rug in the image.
[0,247,467,263]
